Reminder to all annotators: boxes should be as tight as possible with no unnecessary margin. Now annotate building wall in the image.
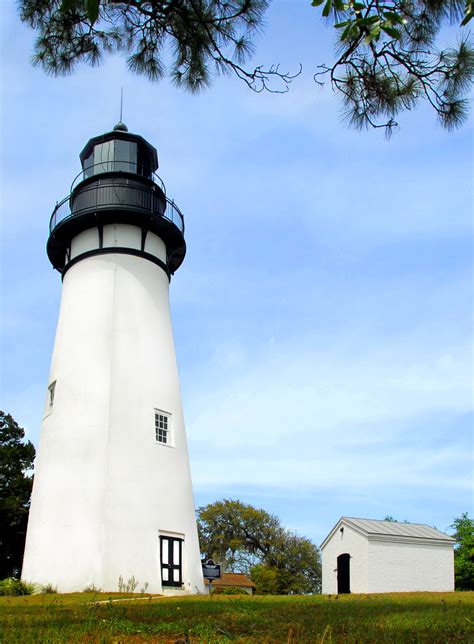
[367,540,454,592]
[23,229,204,594]
[321,523,369,594]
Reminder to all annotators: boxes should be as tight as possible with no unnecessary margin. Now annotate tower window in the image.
[155,410,170,445]
[48,381,56,409]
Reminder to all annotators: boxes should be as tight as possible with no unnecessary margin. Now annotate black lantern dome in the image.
[47,125,186,276]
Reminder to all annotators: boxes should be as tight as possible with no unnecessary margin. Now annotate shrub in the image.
[82,584,102,593]
[40,583,57,594]
[0,578,36,596]
[118,575,139,593]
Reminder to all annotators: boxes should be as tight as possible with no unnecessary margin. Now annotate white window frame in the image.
[154,409,172,446]
[43,380,57,419]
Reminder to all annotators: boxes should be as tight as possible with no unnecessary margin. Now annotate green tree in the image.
[18,0,474,132]
[19,0,285,91]
[0,412,35,579]
[249,563,280,594]
[450,512,474,590]
[197,499,321,594]
[313,0,474,132]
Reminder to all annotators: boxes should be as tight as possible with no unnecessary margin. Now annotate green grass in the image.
[1,592,473,642]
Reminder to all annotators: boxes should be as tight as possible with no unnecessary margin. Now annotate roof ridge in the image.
[342,516,441,529]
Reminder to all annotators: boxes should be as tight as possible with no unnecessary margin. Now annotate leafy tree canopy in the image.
[450,512,474,590]
[18,0,474,133]
[197,499,321,594]
[0,411,35,579]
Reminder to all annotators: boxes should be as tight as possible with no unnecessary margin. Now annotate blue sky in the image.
[1,0,472,545]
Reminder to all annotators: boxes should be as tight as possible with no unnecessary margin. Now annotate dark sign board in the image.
[202,559,221,580]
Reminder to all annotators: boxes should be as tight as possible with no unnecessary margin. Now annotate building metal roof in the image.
[321,516,455,549]
[204,572,256,588]
[342,517,455,541]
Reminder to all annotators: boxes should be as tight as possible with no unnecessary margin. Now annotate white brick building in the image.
[321,517,455,594]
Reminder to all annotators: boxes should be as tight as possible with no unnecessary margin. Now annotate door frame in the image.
[159,535,183,588]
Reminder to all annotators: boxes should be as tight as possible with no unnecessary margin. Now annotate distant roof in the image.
[321,516,455,549]
[204,572,256,588]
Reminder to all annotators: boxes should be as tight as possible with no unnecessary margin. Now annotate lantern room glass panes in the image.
[115,139,137,172]
[83,139,138,178]
[95,140,114,172]
[83,152,94,178]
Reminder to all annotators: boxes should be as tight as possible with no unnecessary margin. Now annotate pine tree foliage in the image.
[18,0,474,131]
[197,499,321,594]
[0,411,35,579]
[313,0,474,132]
[19,0,297,92]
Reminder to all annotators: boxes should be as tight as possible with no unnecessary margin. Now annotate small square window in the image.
[155,410,170,445]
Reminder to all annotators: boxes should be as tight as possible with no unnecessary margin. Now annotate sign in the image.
[202,559,221,580]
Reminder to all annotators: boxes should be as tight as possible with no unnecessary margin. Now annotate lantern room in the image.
[46,123,186,276]
[80,121,159,179]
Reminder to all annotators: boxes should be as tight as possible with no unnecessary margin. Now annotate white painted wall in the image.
[70,225,167,263]
[23,225,204,594]
[321,522,369,594]
[367,539,454,592]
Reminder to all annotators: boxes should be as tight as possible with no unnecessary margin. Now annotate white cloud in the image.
[186,323,472,493]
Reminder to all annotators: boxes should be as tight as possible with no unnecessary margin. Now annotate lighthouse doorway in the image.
[160,535,183,587]
[337,553,351,594]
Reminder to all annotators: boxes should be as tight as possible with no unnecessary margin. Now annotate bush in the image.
[0,578,35,596]
[40,583,57,594]
[212,586,248,595]
[251,564,279,594]
[82,584,102,593]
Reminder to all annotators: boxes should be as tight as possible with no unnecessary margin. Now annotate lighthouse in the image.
[22,123,205,594]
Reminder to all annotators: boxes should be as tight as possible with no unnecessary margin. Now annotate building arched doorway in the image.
[337,553,351,594]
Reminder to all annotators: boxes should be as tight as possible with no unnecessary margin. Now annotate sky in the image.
[0,0,472,546]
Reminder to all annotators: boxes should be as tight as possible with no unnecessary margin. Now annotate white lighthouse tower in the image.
[22,123,205,594]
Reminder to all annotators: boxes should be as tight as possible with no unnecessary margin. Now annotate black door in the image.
[337,553,350,594]
[160,536,183,587]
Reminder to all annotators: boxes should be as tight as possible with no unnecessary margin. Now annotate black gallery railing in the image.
[50,179,185,235]
[70,162,167,194]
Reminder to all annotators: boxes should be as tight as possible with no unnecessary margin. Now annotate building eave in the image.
[320,517,369,550]
[321,516,455,550]
[367,534,455,547]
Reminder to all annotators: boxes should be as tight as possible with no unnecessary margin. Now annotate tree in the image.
[19,0,295,92]
[18,0,474,133]
[0,412,35,579]
[197,499,321,594]
[450,512,474,590]
[313,0,474,133]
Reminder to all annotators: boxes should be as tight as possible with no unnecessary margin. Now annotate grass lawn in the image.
[0,591,473,643]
